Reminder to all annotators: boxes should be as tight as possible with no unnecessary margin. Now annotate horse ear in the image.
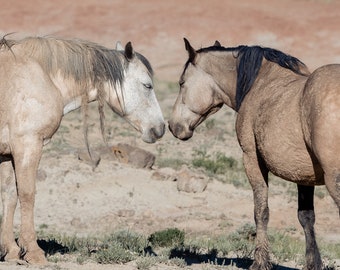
[184,38,196,63]
[115,41,124,51]
[214,40,221,47]
[124,42,135,60]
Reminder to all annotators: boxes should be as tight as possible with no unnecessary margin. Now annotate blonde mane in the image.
[3,36,127,91]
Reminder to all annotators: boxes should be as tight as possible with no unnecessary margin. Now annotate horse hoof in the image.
[6,259,29,266]
[23,250,48,265]
[4,247,21,262]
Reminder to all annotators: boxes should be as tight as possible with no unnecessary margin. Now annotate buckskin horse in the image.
[169,38,340,270]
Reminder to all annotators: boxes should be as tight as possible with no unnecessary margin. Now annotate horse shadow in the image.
[38,239,69,255]
[37,240,299,270]
[167,247,299,270]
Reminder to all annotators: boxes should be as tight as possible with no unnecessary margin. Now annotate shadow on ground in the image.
[38,239,70,255]
[169,247,299,270]
[37,239,299,270]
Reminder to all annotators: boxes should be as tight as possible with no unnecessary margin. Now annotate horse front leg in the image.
[297,185,322,270]
[0,159,21,261]
[243,152,271,270]
[12,138,47,265]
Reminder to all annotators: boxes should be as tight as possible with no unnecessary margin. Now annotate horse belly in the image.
[260,141,318,184]
[255,114,321,185]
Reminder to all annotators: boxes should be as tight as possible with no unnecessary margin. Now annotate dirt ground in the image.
[0,0,339,269]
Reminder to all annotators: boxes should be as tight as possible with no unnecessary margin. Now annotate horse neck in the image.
[253,60,305,91]
[239,60,308,112]
[50,73,98,115]
[201,52,238,110]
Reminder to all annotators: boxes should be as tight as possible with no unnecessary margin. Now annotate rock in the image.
[117,209,135,217]
[176,166,208,193]
[151,167,177,181]
[111,143,155,169]
[77,144,155,169]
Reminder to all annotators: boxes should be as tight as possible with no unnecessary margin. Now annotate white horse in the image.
[0,36,165,264]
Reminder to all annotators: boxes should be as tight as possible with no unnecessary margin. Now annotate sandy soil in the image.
[0,1,339,269]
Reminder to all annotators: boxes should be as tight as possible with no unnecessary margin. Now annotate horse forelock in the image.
[135,52,154,77]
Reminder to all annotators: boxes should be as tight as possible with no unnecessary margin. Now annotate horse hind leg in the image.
[0,159,21,261]
[297,185,322,270]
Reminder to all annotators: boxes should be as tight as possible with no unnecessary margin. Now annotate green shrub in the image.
[148,228,185,248]
[192,148,238,175]
[156,157,188,169]
[95,231,147,264]
[105,230,148,254]
[268,230,304,264]
[95,243,135,264]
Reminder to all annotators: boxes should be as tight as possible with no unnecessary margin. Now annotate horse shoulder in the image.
[0,59,64,140]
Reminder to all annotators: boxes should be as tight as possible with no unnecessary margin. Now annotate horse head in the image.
[106,42,165,143]
[168,38,224,140]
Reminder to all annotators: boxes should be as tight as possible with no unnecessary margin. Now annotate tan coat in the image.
[169,39,339,270]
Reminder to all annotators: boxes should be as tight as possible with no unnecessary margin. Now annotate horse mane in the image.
[8,36,126,89]
[1,36,153,89]
[197,45,309,111]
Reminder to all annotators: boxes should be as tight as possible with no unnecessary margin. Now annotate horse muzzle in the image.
[142,122,165,143]
[168,121,193,141]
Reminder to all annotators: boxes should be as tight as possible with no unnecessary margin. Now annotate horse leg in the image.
[12,138,47,265]
[0,159,21,261]
[324,173,340,216]
[297,185,322,270]
[243,152,271,270]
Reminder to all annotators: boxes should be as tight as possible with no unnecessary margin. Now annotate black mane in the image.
[197,45,308,111]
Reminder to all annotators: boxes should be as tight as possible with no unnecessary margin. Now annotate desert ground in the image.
[0,0,339,269]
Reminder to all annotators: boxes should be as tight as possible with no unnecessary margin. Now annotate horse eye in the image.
[143,83,152,90]
[179,80,184,87]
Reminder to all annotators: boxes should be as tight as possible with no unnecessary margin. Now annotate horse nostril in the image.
[151,123,165,139]
[169,123,183,137]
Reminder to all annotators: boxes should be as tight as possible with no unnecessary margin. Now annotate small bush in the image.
[156,157,188,169]
[106,230,148,254]
[95,243,135,264]
[192,148,238,175]
[95,231,147,264]
[148,228,185,248]
[268,230,304,264]
[135,256,158,270]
